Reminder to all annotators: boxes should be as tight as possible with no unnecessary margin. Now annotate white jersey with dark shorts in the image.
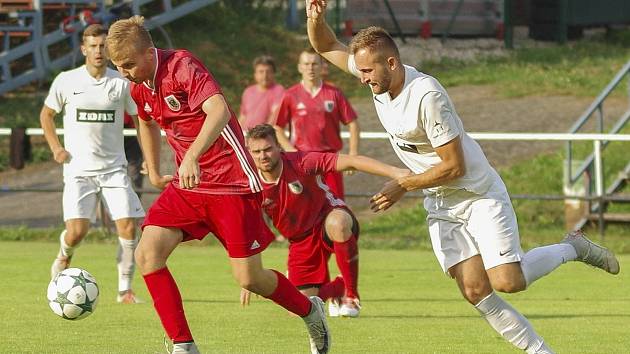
[348,56,523,273]
[45,65,144,221]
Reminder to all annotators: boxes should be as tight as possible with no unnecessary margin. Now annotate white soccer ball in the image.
[47,268,99,320]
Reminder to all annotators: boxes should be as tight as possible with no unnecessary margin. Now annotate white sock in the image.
[520,244,577,287]
[117,237,137,292]
[59,230,77,257]
[475,292,554,354]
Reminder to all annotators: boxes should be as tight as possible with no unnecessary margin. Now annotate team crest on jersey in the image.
[324,100,335,112]
[164,94,181,112]
[288,180,303,194]
[108,90,119,102]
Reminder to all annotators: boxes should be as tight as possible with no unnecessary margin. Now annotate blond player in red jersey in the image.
[241,124,409,317]
[106,16,330,354]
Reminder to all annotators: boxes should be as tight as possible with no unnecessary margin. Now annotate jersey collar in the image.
[258,160,283,185]
[300,80,323,98]
[143,48,159,92]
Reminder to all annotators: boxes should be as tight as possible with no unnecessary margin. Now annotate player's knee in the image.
[236,276,258,292]
[117,220,136,239]
[134,246,164,273]
[325,215,352,242]
[462,283,492,305]
[134,247,147,270]
[65,227,88,245]
[492,276,526,293]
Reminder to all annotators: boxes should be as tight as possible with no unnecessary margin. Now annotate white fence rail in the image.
[2,129,627,202]
[4,129,630,142]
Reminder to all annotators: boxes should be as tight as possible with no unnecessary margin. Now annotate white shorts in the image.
[424,184,523,274]
[63,170,145,222]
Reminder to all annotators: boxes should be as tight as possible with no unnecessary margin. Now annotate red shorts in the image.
[142,184,274,258]
[323,171,344,200]
[287,207,358,288]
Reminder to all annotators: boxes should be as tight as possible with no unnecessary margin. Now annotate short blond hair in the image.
[106,15,153,62]
[349,26,399,59]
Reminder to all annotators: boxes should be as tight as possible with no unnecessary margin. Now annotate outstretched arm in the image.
[370,137,466,211]
[306,0,351,73]
[335,153,409,180]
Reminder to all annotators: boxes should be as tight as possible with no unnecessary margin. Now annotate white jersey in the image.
[45,65,138,177]
[348,56,501,196]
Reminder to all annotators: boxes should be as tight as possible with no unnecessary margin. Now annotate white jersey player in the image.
[305,1,619,353]
[40,24,144,304]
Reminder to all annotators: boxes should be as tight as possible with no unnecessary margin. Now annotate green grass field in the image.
[2,241,628,353]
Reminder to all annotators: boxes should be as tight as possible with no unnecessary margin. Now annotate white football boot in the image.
[303,296,331,354]
[339,297,361,318]
[561,230,620,274]
[328,297,341,317]
[171,342,200,354]
[117,289,144,304]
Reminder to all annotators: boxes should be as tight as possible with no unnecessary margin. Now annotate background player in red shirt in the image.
[106,16,330,354]
[242,124,409,317]
[273,48,360,199]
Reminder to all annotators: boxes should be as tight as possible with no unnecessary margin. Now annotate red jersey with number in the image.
[274,82,357,152]
[260,151,344,240]
[130,49,261,194]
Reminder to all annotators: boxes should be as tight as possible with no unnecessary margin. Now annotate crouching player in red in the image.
[106,16,330,354]
[242,124,409,317]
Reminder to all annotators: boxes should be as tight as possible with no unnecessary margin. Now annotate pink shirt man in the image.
[239,55,285,131]
[240,83,285,130]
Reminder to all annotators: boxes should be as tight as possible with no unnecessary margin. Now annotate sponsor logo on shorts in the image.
[250,240,261,250]
[144,102,152,113]
[76,109,115,123]
[164,94,181,112]
[499,249,512,256]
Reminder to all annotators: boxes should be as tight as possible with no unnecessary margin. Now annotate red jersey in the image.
[275,82,357,152]
[260,151,344,240]
[131,49,261,194]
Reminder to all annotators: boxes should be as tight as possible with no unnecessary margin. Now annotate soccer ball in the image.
[47,268,99,320]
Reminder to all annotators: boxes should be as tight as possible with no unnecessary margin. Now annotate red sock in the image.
[333,235,359,299]
[143,267,193,343]
[318,275,345,301]
[265,270,312,317]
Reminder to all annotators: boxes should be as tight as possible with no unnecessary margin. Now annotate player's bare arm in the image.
[272,125,297,152]
[347,120,360,156]
[306,0,351,72]
[344,120,361,176]
[40,105,70,163]
[370,137,466,211]
[138,118,172,189]
[129,114,148,174]
[178,94,232,189]
[336,154,409,180]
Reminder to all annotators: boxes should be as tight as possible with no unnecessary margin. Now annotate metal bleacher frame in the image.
[0,0,216,96]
